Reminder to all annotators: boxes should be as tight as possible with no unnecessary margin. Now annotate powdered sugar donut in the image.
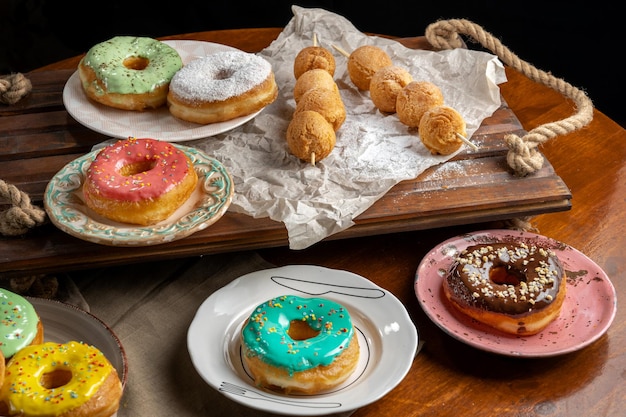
[167,51,278,124]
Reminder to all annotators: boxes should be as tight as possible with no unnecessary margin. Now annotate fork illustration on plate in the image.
[218,381,342,408]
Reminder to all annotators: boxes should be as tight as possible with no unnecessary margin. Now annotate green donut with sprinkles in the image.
[241,294,360,394]
[0,289,43,360]
[78,36,183,111]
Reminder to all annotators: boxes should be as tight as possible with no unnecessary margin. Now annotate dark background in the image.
[1,0,622,126]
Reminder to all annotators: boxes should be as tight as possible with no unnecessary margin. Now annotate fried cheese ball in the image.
[369,65,413,113]
[396,81,444,128]
[347,45,393,90]
[293,46,336,79]
[293,68,339,104]
[286,110,336,163]
[294,87,346,131]
[418,105,467,155]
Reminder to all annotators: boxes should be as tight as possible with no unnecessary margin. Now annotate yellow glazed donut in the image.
[0,341,123,417]
[79,36,183,111]
[241,295,360,394]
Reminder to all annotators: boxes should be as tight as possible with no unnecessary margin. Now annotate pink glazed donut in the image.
[83,137,198,225]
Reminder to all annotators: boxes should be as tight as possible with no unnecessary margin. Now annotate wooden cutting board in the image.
[0,69,571,277]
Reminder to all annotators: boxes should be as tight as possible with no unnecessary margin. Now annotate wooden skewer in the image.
[456,132,479,151]
[313,33,318,47]
[311,152,316,166]
[331,44,350,58]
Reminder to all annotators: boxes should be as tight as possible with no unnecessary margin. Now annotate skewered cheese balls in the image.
[293,68,340,104]
[369,65,413,113]
[286,110,336,163]
[419,105,467,155]
[288,43,343,164]
[347,45,393,90]
[294,87,346,131]
[293,46,336,79]
[396,81,444,127]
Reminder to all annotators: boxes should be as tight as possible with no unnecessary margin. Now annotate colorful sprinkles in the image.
[84,137,193,202]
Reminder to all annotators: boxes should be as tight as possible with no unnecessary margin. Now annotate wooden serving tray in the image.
[0,69,571,278]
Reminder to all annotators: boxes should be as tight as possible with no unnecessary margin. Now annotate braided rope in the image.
[0,73,32,105]
[0,179,47,236]
[0,73,47,236]
[425,19,594,177]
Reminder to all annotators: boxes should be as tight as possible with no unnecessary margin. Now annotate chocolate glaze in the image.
[445,243,564,316]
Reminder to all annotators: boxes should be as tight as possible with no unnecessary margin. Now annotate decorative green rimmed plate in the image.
[44,144,233,246]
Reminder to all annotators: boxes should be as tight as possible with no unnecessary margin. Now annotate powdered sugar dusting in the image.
[169,51,272,103]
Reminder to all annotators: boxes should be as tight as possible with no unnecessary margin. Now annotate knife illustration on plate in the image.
[271,275,385,299]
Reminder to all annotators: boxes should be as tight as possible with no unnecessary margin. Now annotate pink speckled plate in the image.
[415,230,617,357]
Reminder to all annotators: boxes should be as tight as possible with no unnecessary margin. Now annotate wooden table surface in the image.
[2,28,625,416]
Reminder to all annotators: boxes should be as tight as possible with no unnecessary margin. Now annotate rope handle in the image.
[425,19,594,177]
[0,179,47,236]
[1,75,44,236]
[0,73,32,105]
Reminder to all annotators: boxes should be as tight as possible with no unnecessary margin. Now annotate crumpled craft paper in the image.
[189,5,507,249]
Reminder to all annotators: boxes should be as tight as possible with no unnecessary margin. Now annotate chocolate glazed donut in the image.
[443,242,567,335]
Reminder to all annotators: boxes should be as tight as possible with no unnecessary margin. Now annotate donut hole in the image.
[288,319,320,340]
[123,56,150,71]
[119,161,157,176]
[215,69,235,80]
[40,369,73,389]
[490,265,526,286]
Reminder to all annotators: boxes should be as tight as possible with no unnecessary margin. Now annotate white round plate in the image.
[43,144,233,246]
[188,265,418,416]
[62,40,264,142]
[28,297,127,387]
[415,229,617,357]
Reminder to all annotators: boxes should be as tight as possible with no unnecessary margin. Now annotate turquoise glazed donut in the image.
[241,294,360,394]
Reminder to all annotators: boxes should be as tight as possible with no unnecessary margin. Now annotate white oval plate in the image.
[28,297,127,387]
[63,40,264,142]
[43,144,233,246]
[188,265,418,416]
[415,229,617,357]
